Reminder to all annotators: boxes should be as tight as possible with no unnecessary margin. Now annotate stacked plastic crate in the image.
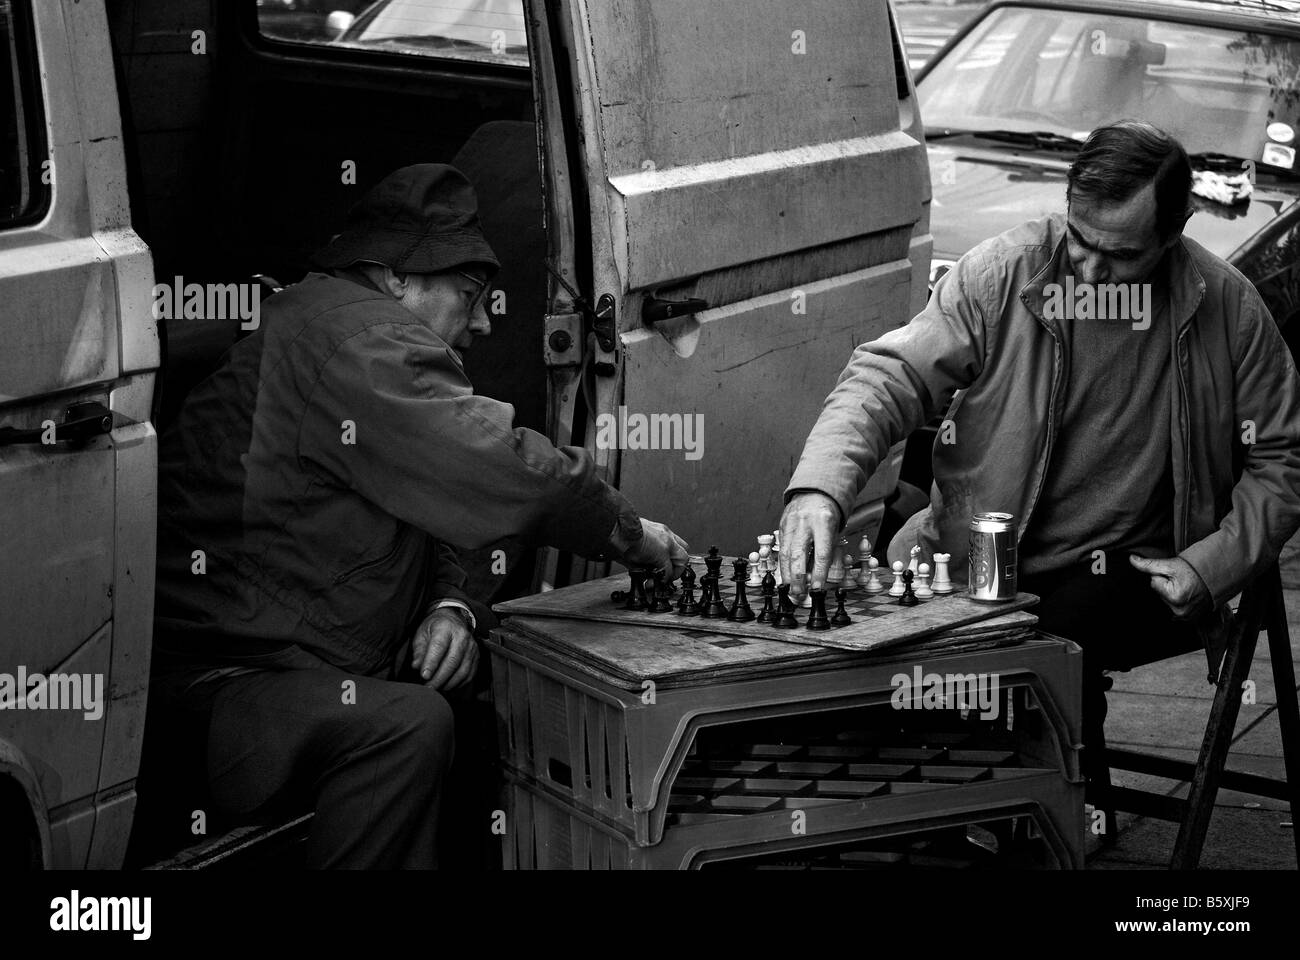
[488,609,1084,869]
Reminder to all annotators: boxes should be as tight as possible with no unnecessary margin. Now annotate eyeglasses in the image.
[455,270,491,313]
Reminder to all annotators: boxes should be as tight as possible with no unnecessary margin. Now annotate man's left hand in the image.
[411,608,479,690]
[1129,555,1213,620]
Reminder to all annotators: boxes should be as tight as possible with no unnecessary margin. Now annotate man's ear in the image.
[379,266,408,298]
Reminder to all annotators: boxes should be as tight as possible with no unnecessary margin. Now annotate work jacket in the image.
[788,213,1300,637]
[154,273,641,676]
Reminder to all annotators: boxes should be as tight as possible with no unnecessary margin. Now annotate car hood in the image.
[927,142,1300,264]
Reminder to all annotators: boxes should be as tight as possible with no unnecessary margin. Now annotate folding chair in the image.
[1086,562,1300,869]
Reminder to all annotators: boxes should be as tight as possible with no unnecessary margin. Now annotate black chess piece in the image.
[622,570,649,610]
[755,570,776,623]
[806,588,831,630]
[676,566,699,615]
[773,584,798,628]
[899,569,918,607]
[650,572,674,612]
[831,588,852,626]
[701,546,727,618]
[727,558,754,622]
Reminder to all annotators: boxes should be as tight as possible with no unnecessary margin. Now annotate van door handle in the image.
[0,401,114,447]
[642,295,710,325]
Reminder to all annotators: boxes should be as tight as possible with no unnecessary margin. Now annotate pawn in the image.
[650,572,675,612]
[864,556,884,595]
[830,588,852,626]
[899,569,918,607]
[747,551,764,587]
[888,560,907,598]
[756,569,777,623]
[931,552,954,594]
[915,562,934,600]
[806,589,831,630]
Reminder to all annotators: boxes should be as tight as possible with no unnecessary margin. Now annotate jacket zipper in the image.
[1023,316,1064,540]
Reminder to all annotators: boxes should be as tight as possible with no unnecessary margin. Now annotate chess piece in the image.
[774,584,798,628]
[728,558,755,621]
[651,572,675,612]
[931,552,953,594]
[858,536,872,582]
[831,588,852,626]
[677,566,699,615]
[915,563,934,600]
[701,546,727,617]
[908,544,921,575]
[756,569,777,623]
[748,551,764,586]
[828,538,847,585]
[625,569,650,609]
[806,589,831,630]
[888,560,906,598]
[899,569,918,607]
[864,556,884,594]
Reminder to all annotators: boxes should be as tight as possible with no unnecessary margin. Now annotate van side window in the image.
[0,0,49,227]
[256,0,529,67]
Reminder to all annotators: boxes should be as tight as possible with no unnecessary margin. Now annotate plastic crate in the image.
[488,626,1083,846]
[502,768,1083,869]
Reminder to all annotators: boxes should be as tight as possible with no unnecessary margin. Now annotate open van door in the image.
[531,0,931,581]
[0,0,157,868]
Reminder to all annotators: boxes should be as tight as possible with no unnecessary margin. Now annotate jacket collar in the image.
[1017,213,1207,336]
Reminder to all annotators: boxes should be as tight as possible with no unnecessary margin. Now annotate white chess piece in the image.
[865,556,884,594]
[769,530,782,585]
[888,560,906,597]
[828,539,846,585]
[908,544,921,575]
[915,562,934,600]
[748,550,763,586]
[932,552,953,594]
[757,543,772,582]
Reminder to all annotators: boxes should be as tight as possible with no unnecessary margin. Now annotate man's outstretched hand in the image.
[780,491,841,597]
[1129,555,1212,620]
[411,607,479,690]
[618,518,690,581]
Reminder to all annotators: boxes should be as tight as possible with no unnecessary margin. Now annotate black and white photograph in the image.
[1,0,1298,943]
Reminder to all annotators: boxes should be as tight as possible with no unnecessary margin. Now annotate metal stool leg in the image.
[1263,568,1300,867]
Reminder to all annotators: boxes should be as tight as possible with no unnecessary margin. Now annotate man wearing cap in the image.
[151,164,689,868]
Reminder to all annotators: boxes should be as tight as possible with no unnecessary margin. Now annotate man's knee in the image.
[365,684,456,771]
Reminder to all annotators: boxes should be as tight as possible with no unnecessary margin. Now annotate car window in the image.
[256,0,528,68]
[0,0,49,227]
[919,5,1300,169]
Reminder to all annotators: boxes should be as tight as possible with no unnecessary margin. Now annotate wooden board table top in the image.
[492,566,1041,690]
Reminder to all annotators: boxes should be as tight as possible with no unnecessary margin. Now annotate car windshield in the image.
[918,4,1300,171]
[341,0,527,65]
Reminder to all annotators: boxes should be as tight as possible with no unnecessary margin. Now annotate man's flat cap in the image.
[312,163,499,276]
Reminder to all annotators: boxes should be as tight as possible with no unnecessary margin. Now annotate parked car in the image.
[894,0,989,71]
[899,0,1300,489]
[915,0,1300,335]
[334,0,529,65]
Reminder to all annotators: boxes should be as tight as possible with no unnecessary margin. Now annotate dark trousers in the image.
[154,644,457,869]
[1020,550,1199,770]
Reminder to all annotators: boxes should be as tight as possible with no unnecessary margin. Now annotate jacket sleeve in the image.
[298,317,643,557]
[784,249,991,523]
[1179,290,1300,606]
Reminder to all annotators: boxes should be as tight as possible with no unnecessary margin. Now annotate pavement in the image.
[1084,529,1300,870]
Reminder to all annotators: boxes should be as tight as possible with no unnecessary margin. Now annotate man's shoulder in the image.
[271,273,413,331]
[953,214,1064,294]
[1176,235,1271,330]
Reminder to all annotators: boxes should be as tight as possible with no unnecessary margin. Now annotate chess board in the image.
[494,560,1037,655]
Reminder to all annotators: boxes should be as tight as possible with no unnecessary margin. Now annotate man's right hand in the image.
[779,491,841,597]
[618,518,690,581]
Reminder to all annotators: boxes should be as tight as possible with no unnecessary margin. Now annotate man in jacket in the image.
[779,121,1300,748]
[151,164,689,868]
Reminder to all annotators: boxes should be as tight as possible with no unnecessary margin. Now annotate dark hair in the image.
[1067,120,1192,240]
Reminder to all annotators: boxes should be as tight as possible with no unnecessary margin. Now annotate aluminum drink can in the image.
[968,512,1017,601]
